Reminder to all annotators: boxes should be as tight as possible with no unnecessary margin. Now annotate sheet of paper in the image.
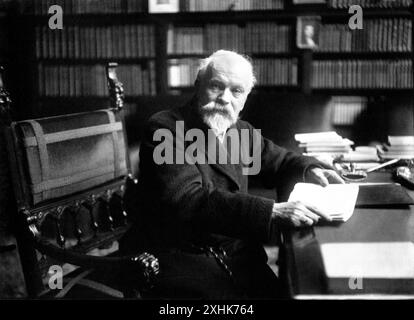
[288,183,359,221]
[294,131,341,143]
[321,242,414,279]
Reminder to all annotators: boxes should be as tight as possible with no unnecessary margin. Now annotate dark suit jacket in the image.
[121,98,324,257]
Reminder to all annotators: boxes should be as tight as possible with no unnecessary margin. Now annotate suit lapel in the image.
[180,101,241,190]
[207,134,241,190]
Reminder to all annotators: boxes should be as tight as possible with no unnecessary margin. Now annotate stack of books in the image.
[340,146,380,163]
[295,131,354,159]
[377,136,414,160]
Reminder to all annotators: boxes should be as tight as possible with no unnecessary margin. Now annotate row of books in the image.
[312,60,413,89]
[35,25,156,59]
[327,0,413,8]
[37,62,156,97]
[167,23,291,54]
[180,0,284,11]
[11,0,412,14]
[14,0,146,14]
[316,19,412,52]
[330,96,367,126]
[167,58,298,87]
[377,136,414,160]
[168,58,200,87]
[167,26,204,55]
[116,62,156,96]
[253,58,298,86]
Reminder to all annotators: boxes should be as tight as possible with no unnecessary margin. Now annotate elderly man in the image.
[121,50,343,299]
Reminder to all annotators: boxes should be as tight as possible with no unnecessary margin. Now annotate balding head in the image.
[196,50,256,92]
[194,50,255,138]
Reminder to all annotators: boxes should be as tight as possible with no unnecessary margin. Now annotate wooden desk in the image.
[279,171,414,299]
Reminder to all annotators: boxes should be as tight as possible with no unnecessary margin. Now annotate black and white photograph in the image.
[0,0,413,310]
[297,16,321,49]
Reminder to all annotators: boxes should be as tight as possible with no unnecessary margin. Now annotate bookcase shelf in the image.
[16,7,413,23]
[18,13,154,25]
[313,88,414,94]
[155,8,413,21]
[167,52,299,59]
[35,88,411,105]
[1,0,412,119]
[36,96,157,102]
[35,58,156,64]
[168,85,300,91]
[313,52,412,59]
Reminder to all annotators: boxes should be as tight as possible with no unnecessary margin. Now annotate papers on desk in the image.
[295,131,354,167]
[288,183,359,222]
[295,131,342,143]
[377,135,414,160]
[321,242,414,279]
[295,132,353,155]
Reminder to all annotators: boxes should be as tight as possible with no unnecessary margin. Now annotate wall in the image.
[243,92,333,151]
[386,95,414,136]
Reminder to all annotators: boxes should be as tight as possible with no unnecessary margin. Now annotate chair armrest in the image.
[34,237,159,290]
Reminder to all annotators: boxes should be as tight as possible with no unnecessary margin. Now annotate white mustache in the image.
[202,103,232,117]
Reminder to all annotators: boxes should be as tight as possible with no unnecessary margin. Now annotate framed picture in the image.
[292,0,326,4]
[296,16,321,49]
[148,0,179,13]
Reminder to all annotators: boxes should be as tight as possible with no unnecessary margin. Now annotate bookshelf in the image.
[14,0,147,15]
[34,22,157,97]
[166,22,298,88]
[0,0,412,124]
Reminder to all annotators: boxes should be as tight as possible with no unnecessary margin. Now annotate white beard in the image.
[205,113,233,141]
[200,102,238,139]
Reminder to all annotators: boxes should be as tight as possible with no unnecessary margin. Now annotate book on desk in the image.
[288,183,359,222]
[356,183,414,207]
[288,182,414,224]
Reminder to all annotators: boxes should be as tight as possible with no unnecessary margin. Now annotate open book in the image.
[288,183,359,222]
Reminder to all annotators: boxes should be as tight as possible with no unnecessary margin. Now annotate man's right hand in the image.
[272,201,332,227]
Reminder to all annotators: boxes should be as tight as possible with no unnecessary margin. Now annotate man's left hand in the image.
[305,167,345,187]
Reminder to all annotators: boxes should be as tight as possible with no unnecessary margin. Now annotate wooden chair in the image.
[0,64,159,299]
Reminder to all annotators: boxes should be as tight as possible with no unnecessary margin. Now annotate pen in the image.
[366,158,399,173]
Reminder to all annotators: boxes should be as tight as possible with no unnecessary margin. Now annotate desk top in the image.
[281,171,414,299]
